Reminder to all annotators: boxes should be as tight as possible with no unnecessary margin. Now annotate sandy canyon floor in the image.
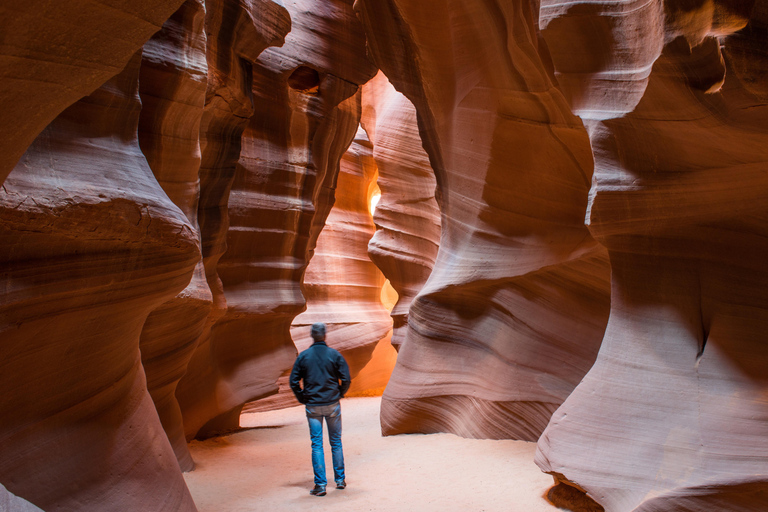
[184,397,563,512]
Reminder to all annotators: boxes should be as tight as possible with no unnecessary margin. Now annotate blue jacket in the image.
[289,341,351,406]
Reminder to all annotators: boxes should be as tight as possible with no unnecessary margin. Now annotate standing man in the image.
[289,322,351,496]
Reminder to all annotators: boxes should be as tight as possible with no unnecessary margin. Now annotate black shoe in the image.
[310,485,326,496]
[336,480,346,490]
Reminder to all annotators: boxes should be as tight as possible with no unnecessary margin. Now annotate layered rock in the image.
[361,71,441,349]
[535,5,768,510]
[0,0,186,183]
[0,53,199,511]
[179,0,376,434]
[244,124,395,413]
[137,0,212,472]
[289,127,393,389]
[356,0,611,440]
[173,0,292,441]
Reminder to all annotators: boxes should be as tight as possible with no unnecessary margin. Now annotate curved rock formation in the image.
[290,126,393,383]
[356,0,611,440]
[362,72,441,350]
[535,6,768,510]
[0,0,186,183]
[137,0,212,472]
[173,0,292,441]
[244,124,395,413]
[0,53,199,511]
[178,0,376,436]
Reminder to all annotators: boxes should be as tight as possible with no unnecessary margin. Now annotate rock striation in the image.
[137,0,212,472]
[290,126,393,388]
[0,54,200,511]
[245,124,395,413]
[177,0,376,437]
[173,0,292,441]
[357,0,611,441]
[362,72,441,350]
[0,0,186,184]
[535,3,768,510]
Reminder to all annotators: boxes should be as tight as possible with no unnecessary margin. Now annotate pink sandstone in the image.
[361,72,442,350]
[356,0,612,441]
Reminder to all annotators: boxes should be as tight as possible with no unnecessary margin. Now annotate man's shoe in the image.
[310,485,326,496]
[336,480,346,490]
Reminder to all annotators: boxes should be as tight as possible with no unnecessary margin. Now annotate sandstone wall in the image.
[289,126,393,385]
[172,0,292,441]
[535,3,768,510]
[0,0,186,183]
[137,0,212,472]
[0,53,199,512]
[177,0,376,436]
[356,0,612,441]
[362,72,441,350]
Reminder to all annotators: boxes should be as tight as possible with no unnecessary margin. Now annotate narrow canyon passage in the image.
[2,1,768,511]
[185,397,558,512]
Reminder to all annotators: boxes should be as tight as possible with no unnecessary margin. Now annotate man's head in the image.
[310,322,326,342]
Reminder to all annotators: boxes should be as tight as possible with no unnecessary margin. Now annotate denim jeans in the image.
[306,402,344,486]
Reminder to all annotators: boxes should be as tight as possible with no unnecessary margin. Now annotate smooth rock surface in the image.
[535,10,768,510]
[175,0,292,441]
[0,0,186,183]
[357,0,611,441]
[138,0,212,472]
[0,53,199,511]
[362,72,441,350]
[178,0,376,435]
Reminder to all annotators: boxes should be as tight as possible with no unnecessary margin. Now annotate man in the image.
[289,322,351,496]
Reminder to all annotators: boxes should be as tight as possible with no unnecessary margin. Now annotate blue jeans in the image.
[306,402,344,486]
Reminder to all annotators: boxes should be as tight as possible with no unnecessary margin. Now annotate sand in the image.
[184,397,563,512]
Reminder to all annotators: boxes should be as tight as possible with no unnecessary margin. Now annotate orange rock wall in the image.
[137,0,212,472]
[0,0,186,184]
[290,126,393,386]
[0,54,200,511]
[362,72,441,350]
[173,0,292,442]
[177,0,376,437]
[535,3,768,511]
[356,0,612,440]
[245,123,395,413]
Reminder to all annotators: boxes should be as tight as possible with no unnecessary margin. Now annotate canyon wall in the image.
[356,0,612,441]
[172,0,293,441]
[289,126,393,387]
[0,0,186,184]
[535,2,768,511]
[0,53,200,511]
[177,0,377,436]
[362,72,441,350]
[137,0,212,472]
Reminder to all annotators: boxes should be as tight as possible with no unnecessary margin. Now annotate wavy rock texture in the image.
[289,127,393,386]
[244,125,395,413]
[361,71,441,350]
[535,6,768,511]
[137,0,212,472]
[179,0,376,434]
[0,0,186,184]
[356,0,611,440]
[0,54,199,511]
[174,0,292,441]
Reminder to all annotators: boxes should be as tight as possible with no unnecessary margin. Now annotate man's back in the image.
[290,341,350,406]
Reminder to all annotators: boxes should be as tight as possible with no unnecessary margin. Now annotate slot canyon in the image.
[1,0,766,511]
